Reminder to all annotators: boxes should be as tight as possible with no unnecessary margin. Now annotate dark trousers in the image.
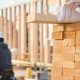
[1,75,14,80]
[0,70,16,80]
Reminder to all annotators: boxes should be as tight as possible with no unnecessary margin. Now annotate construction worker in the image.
[0,32,15,80]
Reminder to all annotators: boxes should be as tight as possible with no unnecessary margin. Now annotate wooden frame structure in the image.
[0,0,54,65]
[0,0,80,79]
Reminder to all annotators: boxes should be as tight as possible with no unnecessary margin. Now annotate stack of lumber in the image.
[52,22,80,80]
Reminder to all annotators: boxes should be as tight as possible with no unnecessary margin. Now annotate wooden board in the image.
[53,32,63,40]
[64,31,76,39]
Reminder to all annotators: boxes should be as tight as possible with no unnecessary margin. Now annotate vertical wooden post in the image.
[18,5,21,52]
[29,3,33,62]
[44,0,50,64]
[4,8,8,44]
[8,7,13,48]
[41,0,43,13]
[40,24,44,62]
[20,4,26,54]
[33,1,38,62]
[33,1,37,14]
[40,0,44,62]
[28,3,30,14]
[33,24,38,62]
[13,6,18,48]
[44,0,48,14]
[27,3,31,61]
[29,23,33,62]
[1,9,4,32]
[32,1,38,62]
[29,1,38,63]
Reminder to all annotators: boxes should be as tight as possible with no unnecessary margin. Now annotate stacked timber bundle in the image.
[51,22,80,80]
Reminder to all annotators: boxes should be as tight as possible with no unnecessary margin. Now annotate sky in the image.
[0,0,56,14]
[0,0,30,8]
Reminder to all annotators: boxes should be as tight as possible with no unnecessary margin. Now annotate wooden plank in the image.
[76,30,80,38]
[76,46,80,53]
[75,69,80,76]
[63,68,74,76]
[52,61,63,68]
[63,53,74,61]
[23,14,80,24]
[75,76,80,80]
[51,75,62,80]
[53,40,63,47]
[62,76,74,80]
[63,61,74,68]
[53,24,64,32]
[76,38,80,46]
[63,39,75,47]
[51,67,62,76]
[53,53,63,61]
[27,14,58,23]
[64,31,75,39]
[64,23,76,31]
[63,46,75,54]
[76,23,80,30]
[53,46,63,53]
[53,32,63,40]
[75,61,80,69]
[75,53,80,61]
[20,4,27,53]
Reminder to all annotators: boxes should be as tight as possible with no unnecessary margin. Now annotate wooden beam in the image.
[18,5,21,52]
[13,6,18,48]
[27,14,58,24]
[0,9,4,32]
[48,0,61,5]
[39,24,44,62]
[27,14,77,24]
[44,0,50,64]
[20,4,26,53]
[8,7,13,48]
[4,8,8,44]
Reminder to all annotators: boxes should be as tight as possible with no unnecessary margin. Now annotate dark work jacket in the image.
[0,42,13,70]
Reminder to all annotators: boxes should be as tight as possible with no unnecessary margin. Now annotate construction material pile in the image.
[52,22,80,80]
